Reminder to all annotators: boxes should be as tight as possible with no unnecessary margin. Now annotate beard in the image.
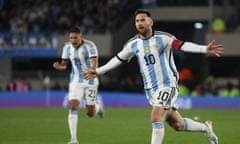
[137,28,150,38]
[72,43,81,48]
[138,29,146,35]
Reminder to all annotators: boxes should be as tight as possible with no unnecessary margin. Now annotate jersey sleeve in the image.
[61,43,70,59]
[88,41,98,58]
[171,39,184,50]
[117,43,134,63]
[96,43,134,75]
[166,35,184,50]
[159,33,183,50]
[180,42,207,53]
[96,57,122,75]
[168,35,207,53]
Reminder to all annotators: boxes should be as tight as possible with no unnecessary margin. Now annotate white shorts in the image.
[68,83,98,106]
[145,87,178,109]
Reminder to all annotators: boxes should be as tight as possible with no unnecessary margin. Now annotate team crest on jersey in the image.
[155,44,160,50]
[81,51,85,56]
[74,51,79,57]
[144,46,150,52]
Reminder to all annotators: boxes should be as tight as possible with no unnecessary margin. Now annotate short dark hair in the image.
[134,9,151,17]
[69,26,81,34]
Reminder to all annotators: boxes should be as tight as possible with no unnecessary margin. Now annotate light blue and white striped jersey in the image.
[62,39,98,85]
[117,31,179,90]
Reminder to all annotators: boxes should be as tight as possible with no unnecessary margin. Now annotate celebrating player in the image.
[53,26,104,144]
[84,9,223,144]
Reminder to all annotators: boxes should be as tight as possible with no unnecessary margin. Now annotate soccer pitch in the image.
[0,108,239,144]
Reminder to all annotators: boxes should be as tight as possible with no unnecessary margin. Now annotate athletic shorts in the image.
[145,87,178,110]
[68,83,98,106]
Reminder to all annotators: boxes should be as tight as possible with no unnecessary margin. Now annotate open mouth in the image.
[72,43,79,48]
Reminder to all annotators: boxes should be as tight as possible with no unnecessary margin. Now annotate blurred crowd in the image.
[177,68,240,97]
[0,0,141,48]
[97,71,240,97]
[179,75,240,97]
[2,73,239,97]
[1,0,240,48]
[5,77,31,92]
[1,0,238,34]
[0,0,141,33]
[99,75,143,93]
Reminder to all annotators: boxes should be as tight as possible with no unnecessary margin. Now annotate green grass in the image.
[0,108,239,144]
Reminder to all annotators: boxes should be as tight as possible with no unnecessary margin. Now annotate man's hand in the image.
[83,69,98,80]
[207,40,224,57]
[53,61,67,70]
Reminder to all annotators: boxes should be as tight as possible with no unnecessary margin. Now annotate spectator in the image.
[178,82,190,96]
[191,84,204,96]
[0,0,141,48]
[212,18,226,35]
[218,81,239,97]
[6,78,30,92]
[202,76,217,96]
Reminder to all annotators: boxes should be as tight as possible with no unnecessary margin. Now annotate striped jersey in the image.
[62,39,98,85]
[117,31,180,90]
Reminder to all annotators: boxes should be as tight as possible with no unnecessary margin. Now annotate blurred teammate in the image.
[84,9,224,144]
[53,26,104,144]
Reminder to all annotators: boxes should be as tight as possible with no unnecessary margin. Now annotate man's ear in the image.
[149,18,154,27]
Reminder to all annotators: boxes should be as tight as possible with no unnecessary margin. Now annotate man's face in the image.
[69,32,82,48]
[135,13,153,36]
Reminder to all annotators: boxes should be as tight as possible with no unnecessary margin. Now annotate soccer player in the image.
[53,26,104,144]
[84,9,224,144]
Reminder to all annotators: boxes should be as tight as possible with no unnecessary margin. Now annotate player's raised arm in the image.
[53,59,68,70]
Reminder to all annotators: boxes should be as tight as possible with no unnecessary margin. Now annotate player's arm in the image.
[84,43,133,79]
[96,43,133,75]
[96,56,123,75]
[171,39,224,56]
[83,56,123,80]
[53,43,70,70]
[53,59,68,70]
[90,56,98,69]
[83,57,99,80]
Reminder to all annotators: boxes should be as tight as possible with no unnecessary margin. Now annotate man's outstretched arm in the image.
[83,56,123,80]
[179,40,224,56]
